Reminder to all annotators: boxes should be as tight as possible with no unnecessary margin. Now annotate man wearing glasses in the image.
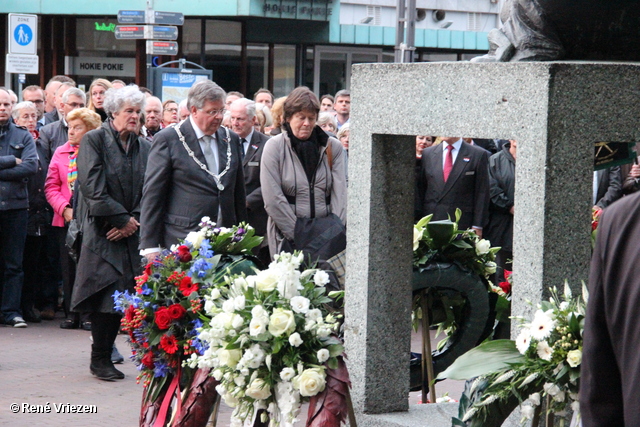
[38,87,86,160]
[140,80,247,260]
[21,86,46,130]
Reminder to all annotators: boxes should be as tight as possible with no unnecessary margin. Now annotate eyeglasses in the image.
[65,102,85,108]
[164,108,178,113]
[29,100,44,104]
[199,108,226,117]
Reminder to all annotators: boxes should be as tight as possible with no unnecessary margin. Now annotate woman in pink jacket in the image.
[45,108,101,330]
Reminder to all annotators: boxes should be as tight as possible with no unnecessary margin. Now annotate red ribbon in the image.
[153,366,182,427]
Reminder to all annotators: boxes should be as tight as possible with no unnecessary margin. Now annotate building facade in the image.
[1,0,500,98]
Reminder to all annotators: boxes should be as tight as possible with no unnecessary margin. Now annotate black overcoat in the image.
[72,121,150,313]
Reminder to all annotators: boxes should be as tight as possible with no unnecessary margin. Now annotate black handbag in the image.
[293,213,346,264]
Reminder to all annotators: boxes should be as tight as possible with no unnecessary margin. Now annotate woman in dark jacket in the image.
[72,85,150,381]
[485,140,516,281]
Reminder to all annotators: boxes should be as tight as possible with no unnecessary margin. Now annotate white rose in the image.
[249,316,268,336]
[211,312,233,329]
[566,349,582,368]
[290,296,310,314]
[218,349,242,368]
[413,227,423,251]
[268,308,296,337]
[317,348,330,363]
[209,288,221,300]
[475,239,491,255]
[246,378,272,400]
[204,299,216,314]
[293,368,326,397]
[255,270,279,292]
[280,367,296,381]
[251,305,267,318]
[289,332,303,347]
[313,270,330,286]
[185,231,204,249]
[485,261,497,275]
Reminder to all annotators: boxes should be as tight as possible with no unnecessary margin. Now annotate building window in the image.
[467,13,480,31]
[204,20,242,91]
[366,6,382,26]
[273,45,296,97]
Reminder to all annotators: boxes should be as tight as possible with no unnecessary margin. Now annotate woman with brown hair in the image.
[87,78,113,122]
[260,87,347,257]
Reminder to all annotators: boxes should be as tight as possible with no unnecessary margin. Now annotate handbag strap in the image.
[326,140,333,170]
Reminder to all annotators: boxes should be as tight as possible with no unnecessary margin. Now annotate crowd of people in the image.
[0,73,626,382]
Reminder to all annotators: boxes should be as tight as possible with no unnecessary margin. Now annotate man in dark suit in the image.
[418,137,490,235]
[229,97,271,265]
[140,80,247,259]
[38,87,86,160]
[43,81,75,126]
[582,191,640,426]
[593,165,622,210]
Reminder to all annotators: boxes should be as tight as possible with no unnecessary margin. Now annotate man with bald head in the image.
[142,96,163,142]
[43,81,75,125]
[43,76,75,125]
[0,88,38,327]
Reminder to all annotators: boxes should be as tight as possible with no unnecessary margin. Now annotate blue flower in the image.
[140,284,153,296]
[190,258,212,278]
[199,239,213,258]
[153,360,171,378]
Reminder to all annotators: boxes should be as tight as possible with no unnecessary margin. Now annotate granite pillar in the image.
[345,62,640,426]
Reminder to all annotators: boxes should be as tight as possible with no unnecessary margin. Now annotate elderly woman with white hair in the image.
[71,85,150,381]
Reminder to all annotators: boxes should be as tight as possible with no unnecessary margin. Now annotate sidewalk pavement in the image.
[0,313,464,426]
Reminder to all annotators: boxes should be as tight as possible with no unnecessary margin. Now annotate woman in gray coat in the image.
[72,86,150,381]
[260,87,347,257]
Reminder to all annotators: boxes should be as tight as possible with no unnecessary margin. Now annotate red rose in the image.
[179,276,199,297]
[503,270,512,281]
[499,281,512,295]
[141,351,155,368]
[160,335,179,354]
[177,245,192,262]
[154,307,172,330]
[167,303,187,320]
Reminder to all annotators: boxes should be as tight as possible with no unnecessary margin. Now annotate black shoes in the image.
[91,350,125,381]
[111,345,125,364]
[60,318,79,329]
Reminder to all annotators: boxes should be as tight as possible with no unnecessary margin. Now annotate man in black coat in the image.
[418,137,490,235]
[229,97,271,265]
[140,80,247,259]
[582,191,640,426]
[38,87,86,160]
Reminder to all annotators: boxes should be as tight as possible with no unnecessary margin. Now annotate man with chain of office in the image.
[139,80,247,260]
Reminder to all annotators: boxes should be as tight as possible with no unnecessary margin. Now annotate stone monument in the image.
[344,61,640,426]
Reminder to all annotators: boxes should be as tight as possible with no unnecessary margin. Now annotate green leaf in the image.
[436,339,525,381]
[327,344,344,357]
[427,220,456,249]
[326,357,338,370]
[415,214,433,229]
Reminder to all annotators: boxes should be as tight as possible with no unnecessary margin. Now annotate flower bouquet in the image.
[190,251,350,427]
[438,282,586,427]
[113,218,263,427]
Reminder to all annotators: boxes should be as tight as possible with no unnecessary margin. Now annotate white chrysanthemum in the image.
[290,296,310,314]
[516,329,531,354]
[529,310,556,340]
[288,332,303,347]
[313,270,330,287]
[536,341,554,361]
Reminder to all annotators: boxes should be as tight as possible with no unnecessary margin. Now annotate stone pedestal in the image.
[344,62,640,426]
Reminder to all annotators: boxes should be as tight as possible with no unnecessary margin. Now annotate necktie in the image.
[201,135,217,172]
[443,144,454,182]
[241,138,247,159]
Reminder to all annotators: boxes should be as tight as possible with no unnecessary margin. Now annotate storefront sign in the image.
[95,22,116,32]
[65,56,136,78]
[262,0,333,20]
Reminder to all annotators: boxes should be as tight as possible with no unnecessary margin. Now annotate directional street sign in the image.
[148,25,179,40]
[117,10,146,24]
[117,10,184,25]
[114,26,145,39]
[9,13,38,55]
[153,11,185,26]
[146,41,179,56]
